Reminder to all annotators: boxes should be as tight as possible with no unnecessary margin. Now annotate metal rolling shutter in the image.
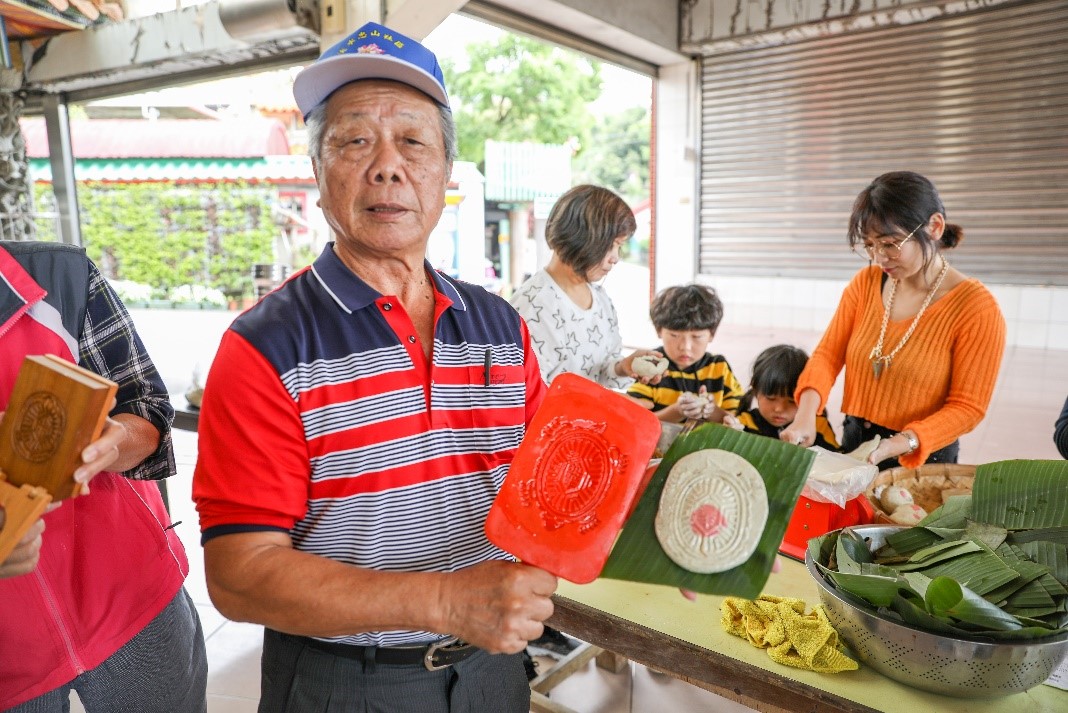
[698,0,1068,285]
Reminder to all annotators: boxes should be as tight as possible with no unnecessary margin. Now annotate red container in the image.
[485,373,662,583]
[779,493,875,560]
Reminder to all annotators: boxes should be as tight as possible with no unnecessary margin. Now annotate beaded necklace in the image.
[869,256,949,380]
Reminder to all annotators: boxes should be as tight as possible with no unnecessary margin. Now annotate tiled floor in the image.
[68,277,1066,713]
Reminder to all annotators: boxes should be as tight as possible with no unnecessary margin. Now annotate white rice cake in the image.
[654,449,769,573]
[632,354,669,378]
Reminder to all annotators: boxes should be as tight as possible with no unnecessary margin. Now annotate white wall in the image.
[704,274,1068,352]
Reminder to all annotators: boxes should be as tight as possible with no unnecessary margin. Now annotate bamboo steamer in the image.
[866,463,976,524]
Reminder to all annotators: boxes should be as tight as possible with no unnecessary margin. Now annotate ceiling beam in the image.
[22,1,318,108]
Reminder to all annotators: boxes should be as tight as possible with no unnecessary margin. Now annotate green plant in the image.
[36,181,276,297]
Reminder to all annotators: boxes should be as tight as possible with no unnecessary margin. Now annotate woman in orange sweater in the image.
[781,171,1005,470]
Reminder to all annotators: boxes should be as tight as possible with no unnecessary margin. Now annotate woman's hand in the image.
[779,422,814,447]
[779,389,821,446]
[618,350,665,384]
[866,432,916,466]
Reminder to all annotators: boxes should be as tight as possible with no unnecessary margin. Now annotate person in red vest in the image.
[0,240,206,712]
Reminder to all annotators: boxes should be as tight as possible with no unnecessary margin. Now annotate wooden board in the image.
[0,478,52,562]
[0,354,116,500]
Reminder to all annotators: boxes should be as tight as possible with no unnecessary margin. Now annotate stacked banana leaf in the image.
[810,460,1068,641]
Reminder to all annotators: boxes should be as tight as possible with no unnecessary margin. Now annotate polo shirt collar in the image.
[311,242,467,313]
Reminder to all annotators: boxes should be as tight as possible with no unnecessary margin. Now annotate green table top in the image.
[552,557,1066,713]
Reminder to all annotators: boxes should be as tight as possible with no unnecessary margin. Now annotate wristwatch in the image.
[900,431,919,454]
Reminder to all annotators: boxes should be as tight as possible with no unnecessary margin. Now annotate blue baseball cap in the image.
[293,22,450,118]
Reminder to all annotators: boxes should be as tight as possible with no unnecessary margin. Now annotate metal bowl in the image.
[806,524,1068,698]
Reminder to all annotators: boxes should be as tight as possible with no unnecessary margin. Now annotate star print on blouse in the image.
[552,310,566,331]
[509,267,630,391]
[524,301,544,326]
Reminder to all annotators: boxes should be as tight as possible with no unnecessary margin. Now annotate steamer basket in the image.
[807,525,1068,698]
[866,463,976,524]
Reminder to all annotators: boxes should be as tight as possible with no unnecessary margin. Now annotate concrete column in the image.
[43,94,82,246]
[652,60,699,293]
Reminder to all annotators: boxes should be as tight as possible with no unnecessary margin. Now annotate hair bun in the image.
[941,223,964,249]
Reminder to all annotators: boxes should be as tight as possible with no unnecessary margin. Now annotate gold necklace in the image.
[869,256,950,380]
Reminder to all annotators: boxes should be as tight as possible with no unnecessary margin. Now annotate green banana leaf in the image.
[973,460,1068,528]
[881,543,1020,596]
[836,528,874,573]
[599,423,811,597]
[825,570,906,607]
[924,576,1024,631]
[918,494,973,528]
[811,459,1068,642]
[890,594,962,635]
[1003,578,1055,609]
[1008,527,1068,545]
[895,540,982,571]
[882,527,943,556]
[1018,541,1068,585]
[963,522,1008,551]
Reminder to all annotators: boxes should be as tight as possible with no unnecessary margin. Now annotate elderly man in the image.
[193,22,556,712]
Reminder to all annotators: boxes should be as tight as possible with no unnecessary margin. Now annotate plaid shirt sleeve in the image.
[77,260,176,480]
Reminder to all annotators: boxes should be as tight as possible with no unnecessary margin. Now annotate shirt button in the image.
[383,303,392,311]
[408,335,416,343]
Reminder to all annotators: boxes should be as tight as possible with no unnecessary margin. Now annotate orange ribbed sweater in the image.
[797,266,1006,468]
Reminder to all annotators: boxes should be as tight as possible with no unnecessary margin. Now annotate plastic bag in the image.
[801,446,878,508]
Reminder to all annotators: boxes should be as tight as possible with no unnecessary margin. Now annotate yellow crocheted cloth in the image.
[721,595,859,673]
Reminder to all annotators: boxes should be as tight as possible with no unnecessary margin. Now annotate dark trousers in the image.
[9,588,207,713]
[842,415,960,471]
[259,629,530,713]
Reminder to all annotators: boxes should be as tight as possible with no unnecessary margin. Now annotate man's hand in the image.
[72,416,125,492]
[0,512,45,579]
[438,561,557,654]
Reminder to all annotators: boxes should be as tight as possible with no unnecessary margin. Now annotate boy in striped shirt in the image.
[627,284,743,424]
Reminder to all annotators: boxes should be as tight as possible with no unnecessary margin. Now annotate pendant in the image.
[872,357,884,380]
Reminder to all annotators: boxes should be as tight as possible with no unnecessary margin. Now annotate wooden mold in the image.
[0,354,117,562]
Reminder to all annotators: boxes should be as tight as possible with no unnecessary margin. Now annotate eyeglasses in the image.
[853,222,924,261]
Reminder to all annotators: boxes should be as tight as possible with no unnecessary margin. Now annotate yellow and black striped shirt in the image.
[736,407,840,451]
[627,350,743,416]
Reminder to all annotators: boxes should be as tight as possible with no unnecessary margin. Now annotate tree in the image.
[442,35,602,168]
[573,105,650,206]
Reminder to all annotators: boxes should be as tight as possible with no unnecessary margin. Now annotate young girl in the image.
[730,345,840,450]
